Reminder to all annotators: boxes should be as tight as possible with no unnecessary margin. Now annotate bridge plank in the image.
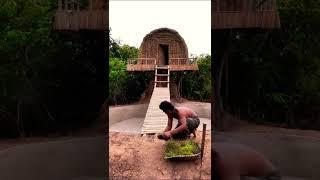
[141,87,170,134]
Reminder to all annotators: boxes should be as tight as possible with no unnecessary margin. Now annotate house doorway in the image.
[159,44,169,65]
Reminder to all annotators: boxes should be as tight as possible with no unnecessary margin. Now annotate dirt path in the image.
[108,101,212,179]
[109,131,211,179]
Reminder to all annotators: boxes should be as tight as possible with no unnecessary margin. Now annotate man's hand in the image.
[163,131,171,140]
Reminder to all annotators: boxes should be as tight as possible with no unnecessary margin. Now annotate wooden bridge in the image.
[141,66,171,135]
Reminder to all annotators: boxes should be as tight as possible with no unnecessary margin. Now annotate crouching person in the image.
[158,101,200,140]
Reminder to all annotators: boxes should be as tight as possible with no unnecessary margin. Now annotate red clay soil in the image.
[109,131,211,180]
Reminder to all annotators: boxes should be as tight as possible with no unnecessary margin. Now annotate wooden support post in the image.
[200,123,207,160]
[77,2,80,11]
[64,0,68,10]
[58,0,62,10]
[90,0,93,10]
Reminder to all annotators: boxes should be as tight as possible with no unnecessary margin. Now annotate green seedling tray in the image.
[164,140,201,160]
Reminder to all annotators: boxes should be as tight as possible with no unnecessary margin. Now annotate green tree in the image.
[172,54,212,102]
[108,32,151,105]
[109,58,128,104]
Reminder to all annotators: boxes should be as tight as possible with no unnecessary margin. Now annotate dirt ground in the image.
[109,131,211,180]
[109,101,320,180]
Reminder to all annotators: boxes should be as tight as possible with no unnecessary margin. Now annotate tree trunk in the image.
[16,100,25,138]
[24,46,30,64]
[215,52,226,131]
[225,55,229,108]
[170,81,182,102]
[214,30,232,131]
[177,73,183,99]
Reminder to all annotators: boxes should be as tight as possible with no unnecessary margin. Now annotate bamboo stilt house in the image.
[212,0,280,29]
[127,28,198,71]
[54,0,107,31]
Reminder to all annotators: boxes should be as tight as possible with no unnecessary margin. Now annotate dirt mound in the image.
[109,131,211,179]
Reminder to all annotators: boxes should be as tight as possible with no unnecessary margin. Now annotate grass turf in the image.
[165,140,200,158]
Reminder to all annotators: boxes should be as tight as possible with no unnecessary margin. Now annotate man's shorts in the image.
[171,117,200,140]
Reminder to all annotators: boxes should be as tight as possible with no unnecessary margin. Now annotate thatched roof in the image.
[127,28,199,71]
[139,27,188,60]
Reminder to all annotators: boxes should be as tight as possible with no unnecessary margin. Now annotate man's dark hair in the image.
[159,101,174,112]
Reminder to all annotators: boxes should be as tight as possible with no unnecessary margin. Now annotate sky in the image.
[109,0,211,57]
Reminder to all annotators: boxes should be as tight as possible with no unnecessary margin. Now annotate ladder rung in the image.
[156,70,169,74]
[155,66,169,69]
[156,70,169,73]
[155,74,169,76]
[155,81,169,83]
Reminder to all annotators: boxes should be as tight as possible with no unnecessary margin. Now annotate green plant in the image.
[165,140,200,158]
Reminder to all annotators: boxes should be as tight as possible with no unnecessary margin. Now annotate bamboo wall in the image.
[127,28,198,71]
[212,0,280,29]
[54,0,107,31]
[139,28,189,64]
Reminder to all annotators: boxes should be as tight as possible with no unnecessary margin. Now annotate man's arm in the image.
[170,117,187,135]
[164,116,173,132]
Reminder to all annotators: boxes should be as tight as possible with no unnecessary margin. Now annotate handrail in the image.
[58,0,80,11]
[127,57,197,65]
[128,58,157,65]
[169,58,197,65]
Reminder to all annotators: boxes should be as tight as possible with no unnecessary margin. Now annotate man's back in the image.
[175,106,198,119]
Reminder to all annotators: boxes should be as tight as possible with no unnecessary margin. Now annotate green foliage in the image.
[265,93,292,109]
[0,0,17,20]
[173,54,212,102]
[165,140,199,158]
[109,32,138,60]
[109,58,129,103]
[108,31,151,105]
[118,44,139,60]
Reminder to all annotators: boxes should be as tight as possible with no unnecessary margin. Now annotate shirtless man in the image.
[158,101,200,140]
[213,142,281,180]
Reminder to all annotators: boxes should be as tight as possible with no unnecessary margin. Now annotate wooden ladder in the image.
[155,65,170,87]
[141,65,171,135]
